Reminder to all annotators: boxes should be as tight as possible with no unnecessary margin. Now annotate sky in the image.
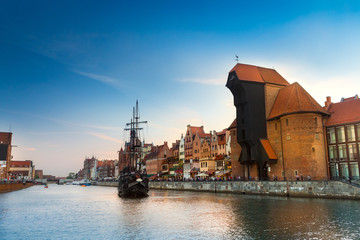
[1,0,360,176]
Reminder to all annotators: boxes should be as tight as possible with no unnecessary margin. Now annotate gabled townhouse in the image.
[183,125,209,179]
[199,136,214,174]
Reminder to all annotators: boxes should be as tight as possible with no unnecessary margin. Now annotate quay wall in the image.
[150,181,360,199]
[0,183,34,193]
[95,181,360,199]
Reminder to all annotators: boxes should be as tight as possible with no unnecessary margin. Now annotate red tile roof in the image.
[268,82,329,120]
[230,63,290,86]
[325,97,360,126]
[260,139,277,160]
[189,126,210,138]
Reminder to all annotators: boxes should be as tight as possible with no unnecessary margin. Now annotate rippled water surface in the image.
[1,185,360,239]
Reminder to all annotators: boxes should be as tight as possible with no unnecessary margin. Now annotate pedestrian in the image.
[307,175,311,181]
[296,174,299,181]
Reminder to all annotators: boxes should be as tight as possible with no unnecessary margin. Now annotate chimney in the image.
[324,96,332,111]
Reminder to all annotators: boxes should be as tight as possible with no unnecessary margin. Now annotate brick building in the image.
[144,142,170,176]
[97,160,116,179]
[9,160,35,180]
[0,132,12,180]
[324,95,360,180]
[35,170,43,179]
[227,63,329,180]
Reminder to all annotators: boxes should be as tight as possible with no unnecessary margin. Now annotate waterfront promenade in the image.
[97,180,360,200]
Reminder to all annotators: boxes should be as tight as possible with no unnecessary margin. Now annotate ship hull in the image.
[118,174,149,198]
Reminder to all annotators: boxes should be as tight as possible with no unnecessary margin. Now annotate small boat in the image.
[79,179,91,186]
[44,184,48,188]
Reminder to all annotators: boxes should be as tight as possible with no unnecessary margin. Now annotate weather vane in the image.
[235,54,239,62]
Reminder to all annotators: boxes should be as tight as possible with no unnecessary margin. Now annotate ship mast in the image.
[124,100,147,172]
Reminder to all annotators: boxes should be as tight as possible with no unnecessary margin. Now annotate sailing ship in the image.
[118,101,149,197]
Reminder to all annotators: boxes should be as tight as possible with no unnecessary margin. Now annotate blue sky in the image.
[1,0,360,176]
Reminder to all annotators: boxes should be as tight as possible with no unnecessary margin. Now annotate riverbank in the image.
[0,182,34,193]
[96,180,360,200]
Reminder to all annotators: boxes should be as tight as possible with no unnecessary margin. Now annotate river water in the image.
[1,184,360,239]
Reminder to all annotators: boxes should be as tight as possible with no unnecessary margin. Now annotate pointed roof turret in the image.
[268,82,329,120]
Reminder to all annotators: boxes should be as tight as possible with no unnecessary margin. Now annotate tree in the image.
[66,172,75,179]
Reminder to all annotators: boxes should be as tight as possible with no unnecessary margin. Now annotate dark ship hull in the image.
[118,173,149,197]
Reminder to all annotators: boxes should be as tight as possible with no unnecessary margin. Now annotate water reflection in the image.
[0,185,360,239]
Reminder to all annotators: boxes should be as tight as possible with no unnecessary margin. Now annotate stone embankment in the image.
[95,180,360,200]
[0,182,34,193]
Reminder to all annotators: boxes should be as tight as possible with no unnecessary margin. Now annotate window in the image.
[315,133,320,140]
[315,117,318,127]
[348,144,358,161]
[346,125,356,142]
[294,170,298,176]
[340,163,349,179]
[312,147,315,153]
[327,128,336,144]
[275,123,277,130]
[286,134,291,141]
[286,119,289,126]
[350,163,359,180]
[357,125,360,141]
[338,145,347,161]
[337,127,345,143]
[329,146,337,162]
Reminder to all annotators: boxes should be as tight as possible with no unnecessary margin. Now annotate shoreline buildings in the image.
[91,63,359,182]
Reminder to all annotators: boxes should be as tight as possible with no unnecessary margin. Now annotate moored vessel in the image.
[118,101,149,197]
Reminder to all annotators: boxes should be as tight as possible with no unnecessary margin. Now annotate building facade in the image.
[0,132,12,181]
[9,160,35,181]
[227,63,329,180]
[324,95,360,180]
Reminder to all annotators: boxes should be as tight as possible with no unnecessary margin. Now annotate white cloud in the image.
[87,132,123,144]
[23,147,36,151]
[72,70,117,84]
